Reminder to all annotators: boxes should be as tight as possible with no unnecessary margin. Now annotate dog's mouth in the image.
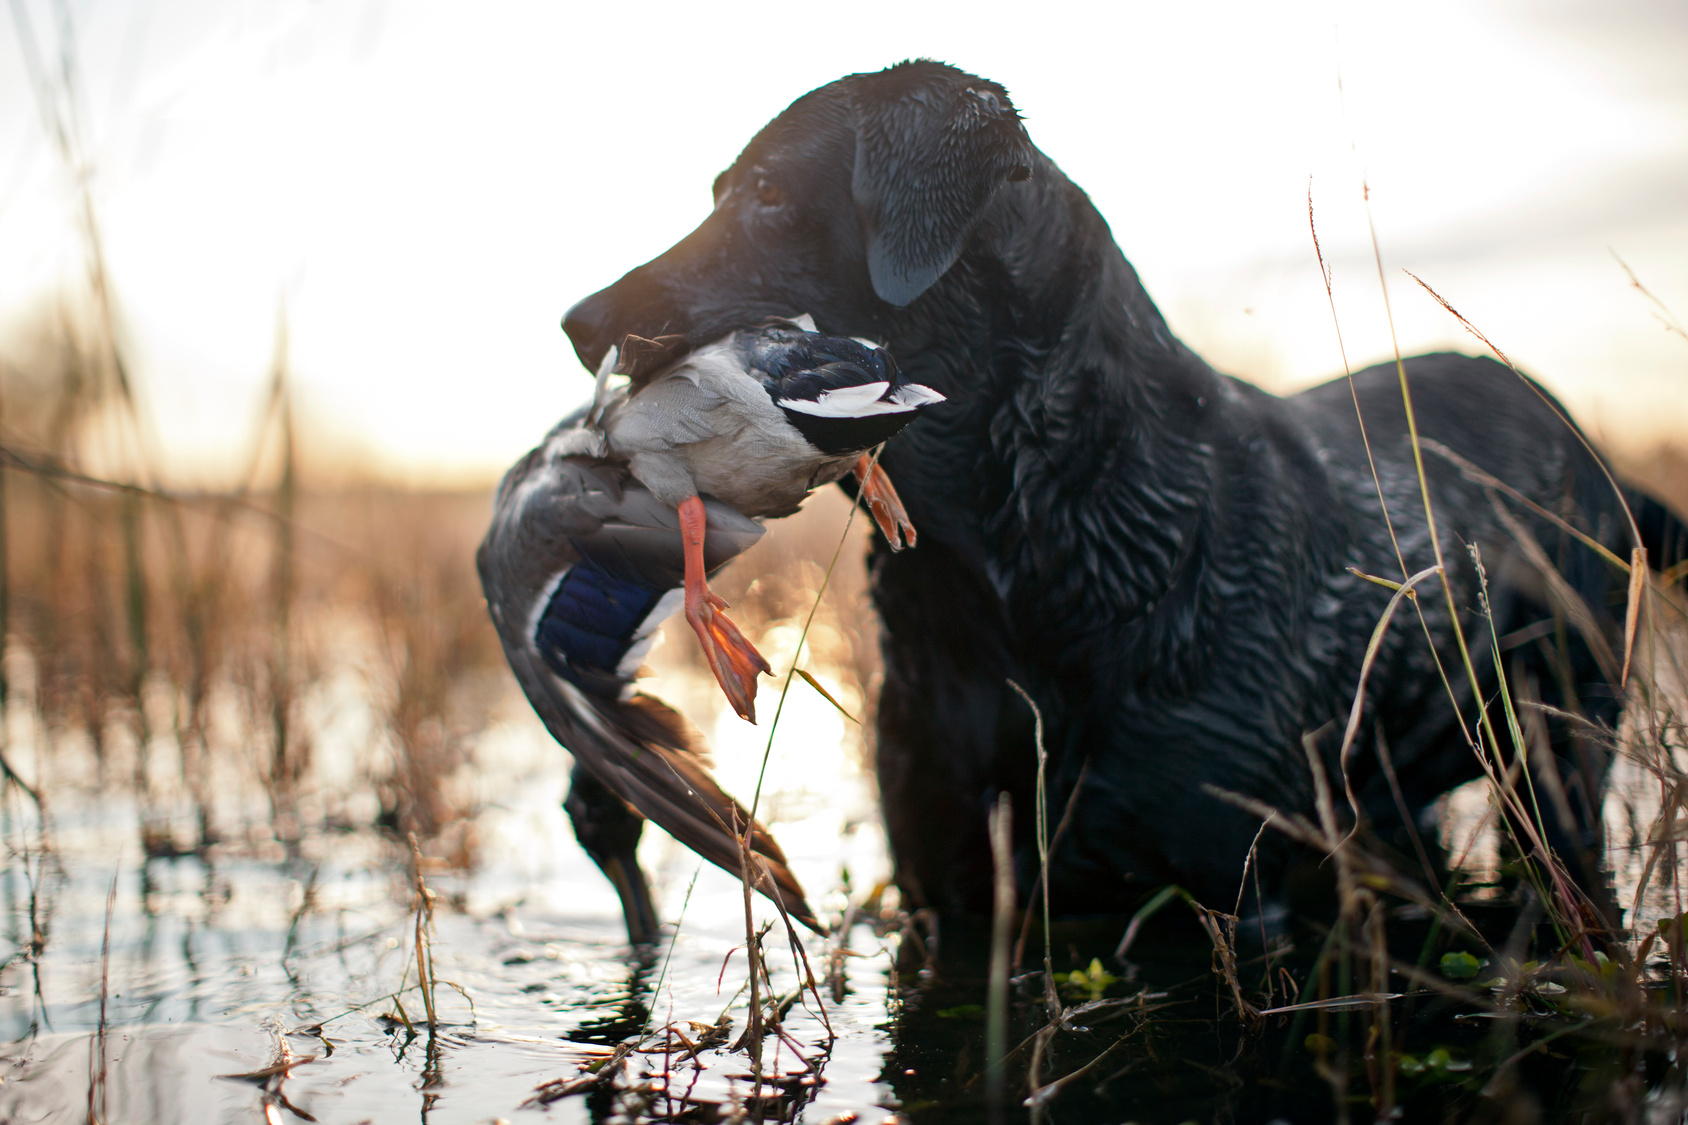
[566,286,814,377]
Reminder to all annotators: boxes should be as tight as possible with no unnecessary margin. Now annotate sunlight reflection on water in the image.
[2,479,1683,1121]
[0,487,905,1123]
[0,667,898,1123]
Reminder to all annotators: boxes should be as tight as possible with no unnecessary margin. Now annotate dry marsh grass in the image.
[0,308,510,861]
[7,289,1688,1120]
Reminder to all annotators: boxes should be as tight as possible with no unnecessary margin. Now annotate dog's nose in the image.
[563,289,615,370]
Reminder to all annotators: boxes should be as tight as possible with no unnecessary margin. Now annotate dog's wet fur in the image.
[564,60,1687,929]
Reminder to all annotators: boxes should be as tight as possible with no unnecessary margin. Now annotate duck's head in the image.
[740,317,945,457]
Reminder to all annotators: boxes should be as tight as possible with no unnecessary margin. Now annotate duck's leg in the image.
[853,454,918,550]
[678,495,771,722]
[564,765,659,945]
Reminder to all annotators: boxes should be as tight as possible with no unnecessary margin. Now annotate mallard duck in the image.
[566,315,944,723]
[478,440,819,941]
[479,319,942,942]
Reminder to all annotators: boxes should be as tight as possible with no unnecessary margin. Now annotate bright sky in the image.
[1,0,1684,485]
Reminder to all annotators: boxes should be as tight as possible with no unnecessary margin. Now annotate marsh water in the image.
[1,484,1686,1124]
[0,680,909,1124]
[5,701,1687,1125]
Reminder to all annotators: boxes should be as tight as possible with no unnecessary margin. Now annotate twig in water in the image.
[281,862,321,983]
[826,882,867,1004]
[734,809,766,1070]
[407,834,438,1032]
[1192,901,1259,1026]
[1006,680,1061,1020]
[986,793,1015,1105]
[524,1040,640,1107]
[1025,1036,1133,1112]
[87,869,116,1125]
[217,1029,320,1123]
[1013,759,1089,974]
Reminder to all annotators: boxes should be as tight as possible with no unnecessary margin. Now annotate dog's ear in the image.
[851,73,1033,308]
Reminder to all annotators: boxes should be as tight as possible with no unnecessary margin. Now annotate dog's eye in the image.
[756,178,784,207]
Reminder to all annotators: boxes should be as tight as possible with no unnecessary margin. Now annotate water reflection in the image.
[5,796,1686,1122]
[0,762,895,1122]
[0,488,1684,1121]
[565,949,655,1048]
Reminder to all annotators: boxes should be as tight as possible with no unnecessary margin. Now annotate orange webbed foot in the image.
[685,591,771,723]
[854,454,917,551]
[678,496,771,722]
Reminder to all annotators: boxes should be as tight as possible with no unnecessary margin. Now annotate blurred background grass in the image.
[0,295,885,865]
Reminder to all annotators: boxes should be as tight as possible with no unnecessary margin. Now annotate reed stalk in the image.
[86,870,116,1125]
[408,834,438,1032]
[734,808,764,1070]
[1007,680,1060,1018]
[0,354,29,805]
[266,315,299,830]
[985,792,1014,1106]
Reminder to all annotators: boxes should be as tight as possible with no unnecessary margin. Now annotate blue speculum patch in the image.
[535,557,668,686]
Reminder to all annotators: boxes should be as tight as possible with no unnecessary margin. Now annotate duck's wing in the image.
[478,447,823,933]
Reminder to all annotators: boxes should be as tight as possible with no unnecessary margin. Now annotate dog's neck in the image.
[877,161,1231,690]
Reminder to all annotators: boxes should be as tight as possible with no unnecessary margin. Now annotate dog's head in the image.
[563,60,1033,371]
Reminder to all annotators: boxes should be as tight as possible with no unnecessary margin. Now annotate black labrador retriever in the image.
[563,60,1685,931]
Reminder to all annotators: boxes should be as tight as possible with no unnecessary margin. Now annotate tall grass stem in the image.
[986,793,1014,1105]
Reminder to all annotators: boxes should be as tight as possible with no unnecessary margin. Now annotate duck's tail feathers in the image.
[511,645,823,934]
[606,692,822,934]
